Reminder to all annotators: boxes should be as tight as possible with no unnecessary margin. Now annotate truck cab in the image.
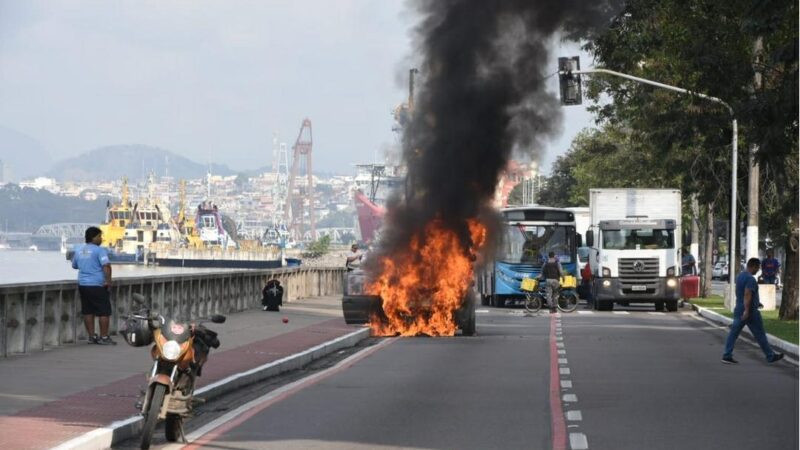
[588,219,680,311]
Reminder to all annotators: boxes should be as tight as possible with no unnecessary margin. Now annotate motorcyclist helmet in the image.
[121,316,153,347]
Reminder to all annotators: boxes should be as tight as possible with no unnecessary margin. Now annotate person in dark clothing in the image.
[540,251,563,312]
[722,258,784,365]
[760,249,780,285]
[262,279,284,312]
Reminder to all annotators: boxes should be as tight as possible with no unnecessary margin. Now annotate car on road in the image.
[712,262,728,280]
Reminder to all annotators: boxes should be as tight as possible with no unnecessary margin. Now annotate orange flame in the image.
[367,218,487,336]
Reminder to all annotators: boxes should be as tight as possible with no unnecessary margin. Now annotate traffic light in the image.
[558,56,582,105]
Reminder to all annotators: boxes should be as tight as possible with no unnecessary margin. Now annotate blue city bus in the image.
[477,206,579,307]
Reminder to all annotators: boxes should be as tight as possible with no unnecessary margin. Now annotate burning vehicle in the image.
[342,268,477,337]
[342,219,484,337]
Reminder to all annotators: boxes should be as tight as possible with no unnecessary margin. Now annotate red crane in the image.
[285,118,314,240]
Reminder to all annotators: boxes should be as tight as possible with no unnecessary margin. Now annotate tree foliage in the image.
[565,0,798,318]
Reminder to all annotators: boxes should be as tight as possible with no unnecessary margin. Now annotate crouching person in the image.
[262,279,284,311]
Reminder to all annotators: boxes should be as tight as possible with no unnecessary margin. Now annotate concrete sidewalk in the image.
[0,295,365,450]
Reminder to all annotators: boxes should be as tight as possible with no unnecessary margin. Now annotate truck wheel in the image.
[655,301,665,312]
[665,299,678,312]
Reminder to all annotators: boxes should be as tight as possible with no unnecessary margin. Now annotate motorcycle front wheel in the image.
[524,292,542,313]
[141,384,167,450]
[557,292,579,313]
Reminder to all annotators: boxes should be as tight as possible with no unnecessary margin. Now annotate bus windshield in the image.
[601,228,674,250]
[500,225,573,265]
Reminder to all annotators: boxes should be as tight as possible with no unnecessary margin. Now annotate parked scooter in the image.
[121,293,225,450]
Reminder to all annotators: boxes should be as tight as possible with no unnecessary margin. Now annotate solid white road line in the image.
[173,337,396,450]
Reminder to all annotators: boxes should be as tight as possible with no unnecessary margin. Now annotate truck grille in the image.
[618,258,659,293]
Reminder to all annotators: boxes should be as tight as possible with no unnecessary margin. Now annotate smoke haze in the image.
[369,0,619,267]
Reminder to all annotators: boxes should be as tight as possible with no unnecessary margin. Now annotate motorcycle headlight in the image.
[162,340,182,361]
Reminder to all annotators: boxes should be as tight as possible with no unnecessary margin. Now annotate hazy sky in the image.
[0,0,594,175]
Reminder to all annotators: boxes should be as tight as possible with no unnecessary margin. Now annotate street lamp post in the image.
[559,67,738,306]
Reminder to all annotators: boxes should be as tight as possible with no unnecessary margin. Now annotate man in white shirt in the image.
[346,244,364,271]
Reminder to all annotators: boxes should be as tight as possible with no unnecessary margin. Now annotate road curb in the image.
[50,327,370,450]
[692,304,799,359]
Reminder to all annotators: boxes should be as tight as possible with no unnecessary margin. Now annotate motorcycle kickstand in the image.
[178,418,188,444]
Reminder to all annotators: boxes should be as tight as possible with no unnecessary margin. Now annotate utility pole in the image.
[746,37,763,260]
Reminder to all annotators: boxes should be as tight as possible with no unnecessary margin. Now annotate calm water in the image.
[0,250,246,285]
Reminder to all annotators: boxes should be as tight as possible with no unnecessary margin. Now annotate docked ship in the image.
[153,181,281,269]
[352,163,404,244]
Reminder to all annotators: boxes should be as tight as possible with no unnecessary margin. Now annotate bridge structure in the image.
[302,227,357,244]
[33,223,96,240]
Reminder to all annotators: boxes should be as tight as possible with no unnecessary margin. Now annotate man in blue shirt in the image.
[72,227,115,345]
[722,258,783,364]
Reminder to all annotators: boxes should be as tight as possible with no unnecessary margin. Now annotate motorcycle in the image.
[121,293,225,450]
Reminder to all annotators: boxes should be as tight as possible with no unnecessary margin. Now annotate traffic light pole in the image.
[561,67,738,306]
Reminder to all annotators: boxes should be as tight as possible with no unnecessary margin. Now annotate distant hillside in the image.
[48,145,234,181]
[0,184,110,232]
[0,125,53,181]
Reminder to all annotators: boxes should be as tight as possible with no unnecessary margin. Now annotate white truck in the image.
[586,189,682,312]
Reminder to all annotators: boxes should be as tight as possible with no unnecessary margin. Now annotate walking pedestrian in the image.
[721,258,783,364]
[540,251,563,313]
[72,226,116,345]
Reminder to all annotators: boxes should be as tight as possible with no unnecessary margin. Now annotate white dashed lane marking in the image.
[566,410,583,421]
[558,358,568,364]
[570,432,589,449]
[613,311,630,315]
[561,380,573,388]
[577,310,594,314]
[560,367,571,375]
[563,394,578,402]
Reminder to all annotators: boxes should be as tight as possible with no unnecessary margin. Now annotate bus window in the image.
[500,225,573,265]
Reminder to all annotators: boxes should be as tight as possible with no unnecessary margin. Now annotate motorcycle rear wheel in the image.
[141,384,167,450]
[165,414,183,442]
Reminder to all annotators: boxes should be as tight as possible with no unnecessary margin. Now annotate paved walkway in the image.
[0,295,357,450]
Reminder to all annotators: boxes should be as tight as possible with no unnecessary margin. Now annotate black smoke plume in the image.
[367,0,619,271]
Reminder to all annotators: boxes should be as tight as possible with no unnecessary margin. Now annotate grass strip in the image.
[690,295,798,345]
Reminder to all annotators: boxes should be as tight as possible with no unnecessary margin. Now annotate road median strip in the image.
[50,326,370,450]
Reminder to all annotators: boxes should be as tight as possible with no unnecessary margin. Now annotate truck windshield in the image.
[601,228,674,250]
[500,225,573,265]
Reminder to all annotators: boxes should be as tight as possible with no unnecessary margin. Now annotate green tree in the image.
[304,235,331,258]
[579,0,798,319]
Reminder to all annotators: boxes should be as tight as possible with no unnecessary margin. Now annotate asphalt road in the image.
[122,303,798,450]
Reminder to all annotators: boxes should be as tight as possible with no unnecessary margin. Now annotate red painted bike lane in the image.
[0,319,360,450]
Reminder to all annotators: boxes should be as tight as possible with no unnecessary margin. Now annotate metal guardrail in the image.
[0,267,345,357]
